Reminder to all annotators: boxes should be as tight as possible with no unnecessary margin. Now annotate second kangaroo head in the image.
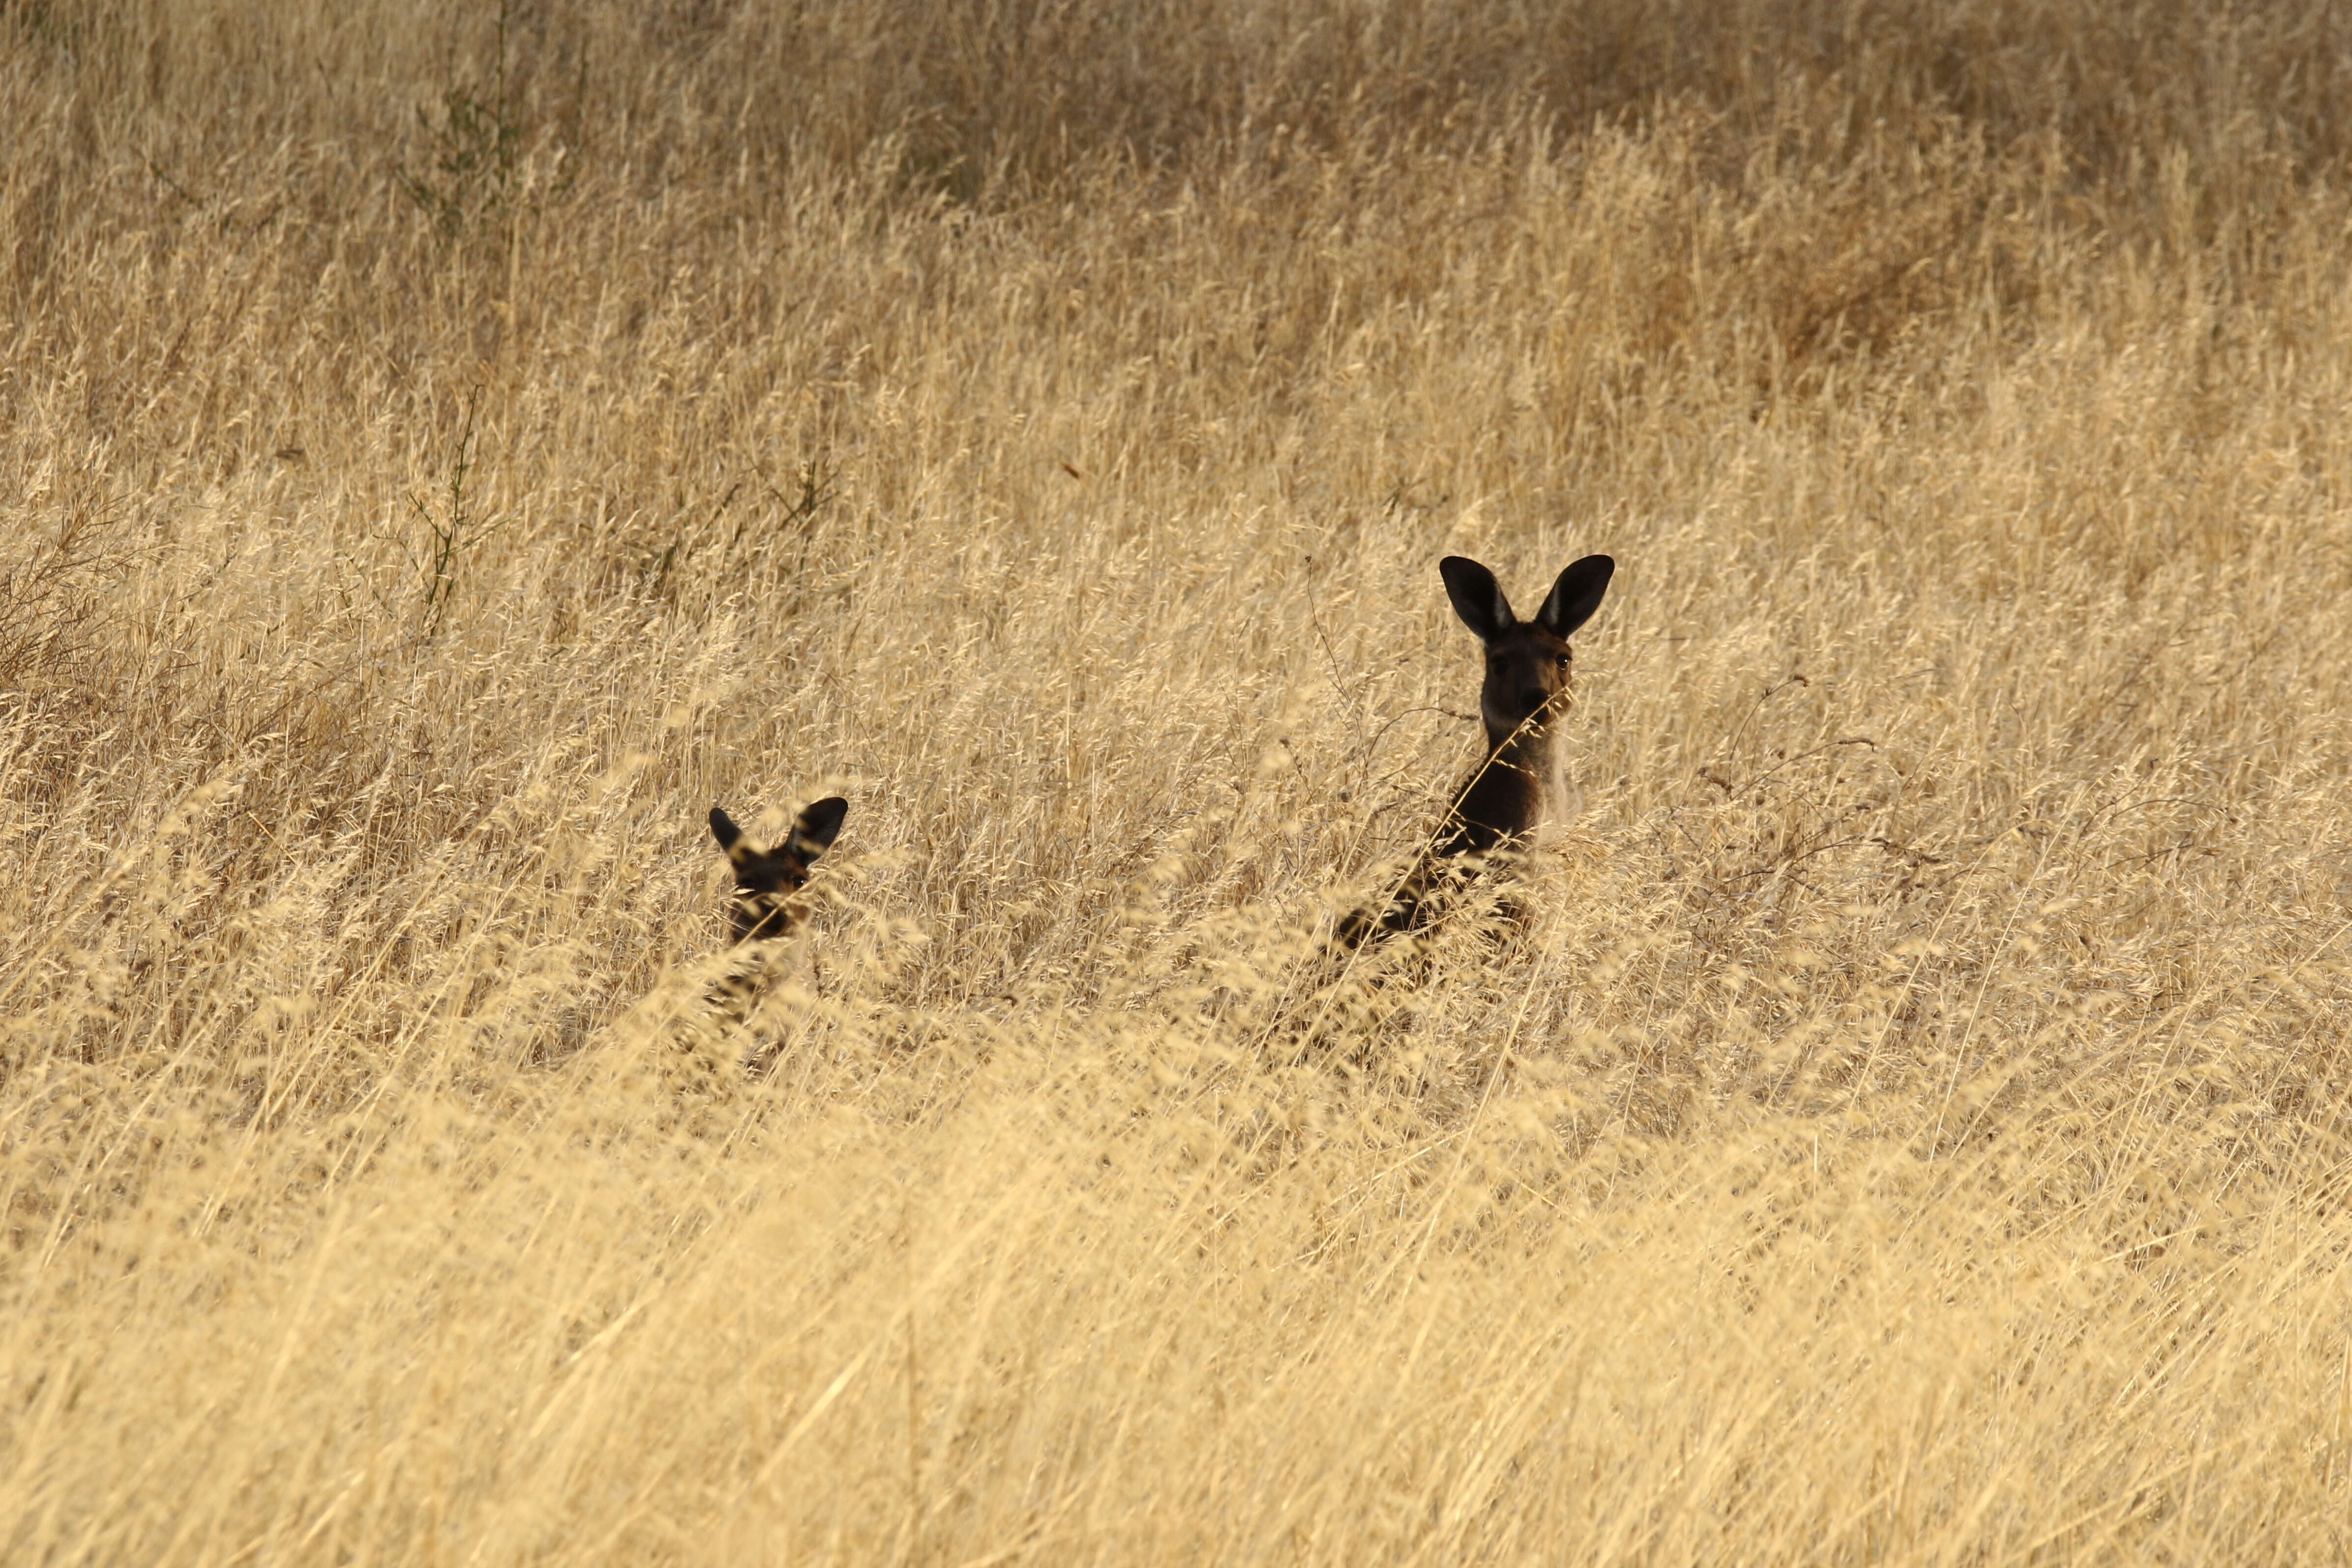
[709,797,849,943]
[1440,554,1615,745]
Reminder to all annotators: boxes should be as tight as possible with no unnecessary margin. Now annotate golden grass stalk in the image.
[5,2,2352,1561]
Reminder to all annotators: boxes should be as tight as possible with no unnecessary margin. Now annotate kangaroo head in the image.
[708,796,848,943]
[1439,554,1614,744]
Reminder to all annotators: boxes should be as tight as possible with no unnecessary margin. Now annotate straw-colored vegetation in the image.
[6,1,2352,1561]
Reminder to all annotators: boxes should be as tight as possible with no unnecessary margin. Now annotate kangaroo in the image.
[705,797,846,1015]
[1338,553,1614,947]
[610,796,849,1092]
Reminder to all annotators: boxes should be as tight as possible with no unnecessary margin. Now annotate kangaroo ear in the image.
[710,805,745,853]
[1439,556,1515,643]
[786,796,849,861]
[1536,555,1614,638]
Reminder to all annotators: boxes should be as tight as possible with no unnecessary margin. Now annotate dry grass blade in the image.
[4,1,2352,1563]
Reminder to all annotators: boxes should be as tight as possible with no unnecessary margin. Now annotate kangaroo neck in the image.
[1441,712,1563,857]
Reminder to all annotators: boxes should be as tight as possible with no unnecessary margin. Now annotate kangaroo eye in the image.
[1555,653,1571,668]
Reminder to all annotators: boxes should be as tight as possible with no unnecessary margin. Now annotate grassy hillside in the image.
[5,1,2352,1561]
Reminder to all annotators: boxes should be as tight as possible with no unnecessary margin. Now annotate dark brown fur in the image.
[1338,553,1613,947]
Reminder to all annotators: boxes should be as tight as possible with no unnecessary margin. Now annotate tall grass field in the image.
[6,2,2352,1561]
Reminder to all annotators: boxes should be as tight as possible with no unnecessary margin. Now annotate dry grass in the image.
[6,1,2352,1561]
